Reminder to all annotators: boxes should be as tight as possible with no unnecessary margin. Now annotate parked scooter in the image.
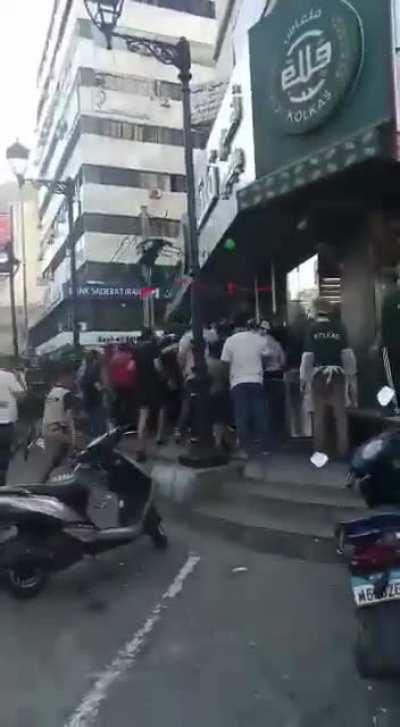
[336,431,400,677]
[0,426,167,599]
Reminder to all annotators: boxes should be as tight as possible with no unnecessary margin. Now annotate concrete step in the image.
[244,454,349,490]
[167,500,339,563]
[223,479,367,528]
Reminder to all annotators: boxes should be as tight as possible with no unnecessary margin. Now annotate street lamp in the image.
[6,141,30,351]
[6,141,80,353]
[84,0,226,467]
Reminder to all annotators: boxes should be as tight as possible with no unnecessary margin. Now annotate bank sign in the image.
[249,0,393,183]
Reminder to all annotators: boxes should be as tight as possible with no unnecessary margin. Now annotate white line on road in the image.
[65,552,201,727]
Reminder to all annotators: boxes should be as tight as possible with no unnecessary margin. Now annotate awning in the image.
[238,124,386,212]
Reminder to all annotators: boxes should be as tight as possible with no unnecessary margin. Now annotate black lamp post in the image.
[84,0,226,467]
[6,141,80,353]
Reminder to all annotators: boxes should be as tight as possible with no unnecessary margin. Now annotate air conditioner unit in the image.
[149,188,163,200]
[95,73,106,87]
[160,97,171,108]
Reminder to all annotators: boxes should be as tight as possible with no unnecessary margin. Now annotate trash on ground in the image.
[310,452,329,469]
[232,567,248,574]
[377,386,395,407]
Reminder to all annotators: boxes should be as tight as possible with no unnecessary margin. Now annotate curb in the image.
[149,460,241,504]
[163,501,339,564]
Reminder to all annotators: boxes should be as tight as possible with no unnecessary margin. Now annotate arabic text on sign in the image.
[282,38,332,101]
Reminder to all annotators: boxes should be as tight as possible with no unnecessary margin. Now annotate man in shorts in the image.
[42,365,78,482]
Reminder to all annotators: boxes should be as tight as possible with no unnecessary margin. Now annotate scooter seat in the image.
[1,481,88,507]
[338,511,400,542]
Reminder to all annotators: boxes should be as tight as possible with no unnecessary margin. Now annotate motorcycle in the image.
[0,426,167,599]
[336,431,400,677]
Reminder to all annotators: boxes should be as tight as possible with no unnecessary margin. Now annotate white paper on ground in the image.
[377,386,395,407]
[310,452,329,469]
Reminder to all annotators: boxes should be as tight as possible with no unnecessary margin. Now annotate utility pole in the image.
[8,206,19,359]
[66,179,80,351]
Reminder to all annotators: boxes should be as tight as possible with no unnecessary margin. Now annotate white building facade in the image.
[31,0,216,354]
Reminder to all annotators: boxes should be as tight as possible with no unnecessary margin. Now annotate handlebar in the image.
[75,424,136,464]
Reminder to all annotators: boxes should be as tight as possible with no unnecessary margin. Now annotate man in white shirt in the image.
[0,368,25,486]
[221,319,273,456]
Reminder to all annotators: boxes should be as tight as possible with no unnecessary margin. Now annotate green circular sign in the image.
[271,0,364,135]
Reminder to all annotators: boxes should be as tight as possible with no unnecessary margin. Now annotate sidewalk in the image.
[121,436,365,562]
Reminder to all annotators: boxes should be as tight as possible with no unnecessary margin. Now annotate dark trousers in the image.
[177,380,195,435]
[231,383,269,453]
[0,424,15,487]
[86,403,108,438]
[112,388,133,426]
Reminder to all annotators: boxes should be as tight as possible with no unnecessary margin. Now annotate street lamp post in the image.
[6,142,80,353]
[84,0,226,466]
[8,207,19,359]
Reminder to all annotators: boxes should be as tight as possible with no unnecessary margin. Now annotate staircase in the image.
[166,453,367,563]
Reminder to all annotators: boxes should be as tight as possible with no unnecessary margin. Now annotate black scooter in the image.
[0,426,167,599]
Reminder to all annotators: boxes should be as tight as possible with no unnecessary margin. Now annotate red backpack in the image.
[109,351,137,389]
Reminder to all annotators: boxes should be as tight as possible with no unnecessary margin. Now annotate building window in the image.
[132,0,215,19]
[81,115,206,148]
[91,71,182,101]
[82,164,186,193]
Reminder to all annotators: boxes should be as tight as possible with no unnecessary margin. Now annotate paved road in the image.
[2,452,400,726]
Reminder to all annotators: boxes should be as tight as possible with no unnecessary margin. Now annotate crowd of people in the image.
[0,301,361,486]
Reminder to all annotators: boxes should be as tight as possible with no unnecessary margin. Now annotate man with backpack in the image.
[108,344,137,426]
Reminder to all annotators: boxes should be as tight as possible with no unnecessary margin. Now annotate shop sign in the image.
[197,150,220,228]
[196,85,246,229]
[249,0,393,187]
[219,85,243,160]
[221,149,246,199]
[273,2,364,135]
[63,282,173,301]
[65,284,142,299]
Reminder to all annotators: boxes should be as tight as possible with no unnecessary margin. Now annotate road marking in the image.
[65,552,200,727]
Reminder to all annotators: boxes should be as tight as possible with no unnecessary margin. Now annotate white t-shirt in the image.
[221,331,273,389]
[0,370,24,424]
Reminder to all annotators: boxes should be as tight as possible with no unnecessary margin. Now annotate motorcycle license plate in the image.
[352,569,400,607]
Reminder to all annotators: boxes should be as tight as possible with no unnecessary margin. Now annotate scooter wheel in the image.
[151,524,169,551]
[5,565,48,600]
[355,604,400,678]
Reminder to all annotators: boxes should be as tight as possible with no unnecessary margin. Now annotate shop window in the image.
[133,0,215,19]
